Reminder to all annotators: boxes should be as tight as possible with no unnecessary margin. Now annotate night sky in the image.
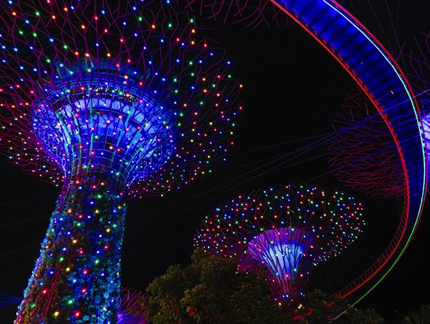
[1,1,430,322]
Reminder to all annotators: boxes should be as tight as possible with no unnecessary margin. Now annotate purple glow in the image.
[248,227,311,298]
[33,73,174,189]
[195,185,365,302]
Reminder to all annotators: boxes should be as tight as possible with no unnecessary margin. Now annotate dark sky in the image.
[1,1,430,322]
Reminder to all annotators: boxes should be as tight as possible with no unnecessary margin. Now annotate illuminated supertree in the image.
[0,0,242,323]
[195,185,364,303]
[328,32,430,198]
[185,0,288,27]
[327,89,405,198]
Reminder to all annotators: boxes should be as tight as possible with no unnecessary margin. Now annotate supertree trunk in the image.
[15,180,126,324]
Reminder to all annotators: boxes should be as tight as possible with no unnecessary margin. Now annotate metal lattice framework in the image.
[0,1,242,323]
[195,184,364,303]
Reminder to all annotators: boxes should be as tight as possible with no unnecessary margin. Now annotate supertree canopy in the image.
[195,185,364,303]
[0,0,242,322]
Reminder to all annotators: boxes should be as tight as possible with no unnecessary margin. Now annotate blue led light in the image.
[33,71,174,188]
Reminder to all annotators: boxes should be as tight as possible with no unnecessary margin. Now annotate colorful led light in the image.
[329,32,430,198]
[189,0,427,308]
[195,185,365,303]
[0,1,242,323]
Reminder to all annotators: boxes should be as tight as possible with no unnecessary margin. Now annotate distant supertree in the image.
[195,185,364,304]
[185,0,288,27]
[0,1,242,323]
[327,89,405,198]
[328,32,430,198]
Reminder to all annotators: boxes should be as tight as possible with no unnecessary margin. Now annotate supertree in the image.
[194,184,364,304]
[328,32,430,198]
[0,0,242,323]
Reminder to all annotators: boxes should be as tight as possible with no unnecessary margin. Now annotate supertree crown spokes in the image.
[33,69,174,190]
[185,0,289,27]
[0,0,242,197]
[195,185,365,303]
